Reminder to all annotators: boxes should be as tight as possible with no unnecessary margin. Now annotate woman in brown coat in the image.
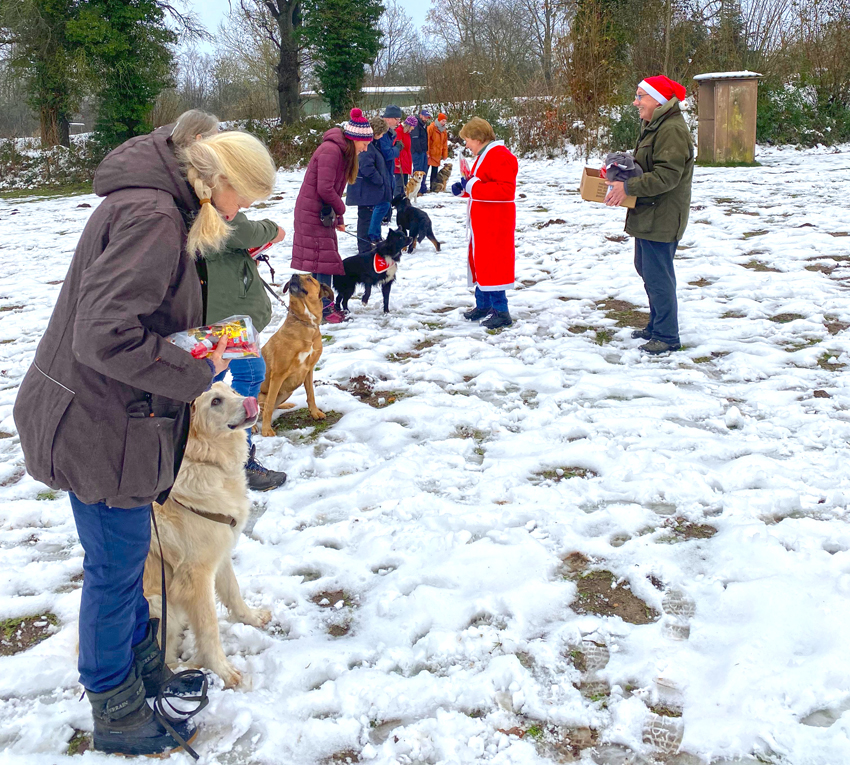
[13,129,277,757]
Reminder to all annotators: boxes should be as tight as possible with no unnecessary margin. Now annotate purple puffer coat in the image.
[291,128,349,276]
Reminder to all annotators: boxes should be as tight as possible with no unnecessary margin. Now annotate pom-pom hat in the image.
[638,75,687,105]
[344,108,373,141]
[404,115,418,127]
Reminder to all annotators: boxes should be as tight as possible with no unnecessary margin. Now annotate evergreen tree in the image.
[300,0,384,118]
[69,0,175,147]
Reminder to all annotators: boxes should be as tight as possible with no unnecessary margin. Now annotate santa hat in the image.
[638,75,687,105]
[343,108,373,141]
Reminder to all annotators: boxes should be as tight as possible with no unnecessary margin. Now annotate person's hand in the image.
[209,335,230,376]
[271,225,286,243]
[336,223,346,232]
[451,181,464,196]
[605,180,626,207]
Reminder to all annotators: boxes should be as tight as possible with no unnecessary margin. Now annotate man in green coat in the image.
[205,212,289,490]
[606,74,694,354]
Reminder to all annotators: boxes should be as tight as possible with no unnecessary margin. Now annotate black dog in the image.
[333,228,413,314]
[391,195,442,254]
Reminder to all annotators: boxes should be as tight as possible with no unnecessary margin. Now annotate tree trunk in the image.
[664,0,673,75]
[276,1,301,124]
[40,106,70,149]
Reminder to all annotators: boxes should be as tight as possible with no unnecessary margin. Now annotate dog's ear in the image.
[319,284,334,301]
[282,279,291,294]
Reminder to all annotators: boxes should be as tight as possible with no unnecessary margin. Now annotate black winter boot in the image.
[463,306,493,321]
[246,444,287,492]
[133,618,205,699]
[481,311,513,329]
[86,664,198,757]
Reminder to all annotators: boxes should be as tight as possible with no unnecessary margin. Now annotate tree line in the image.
[2,0,849,152]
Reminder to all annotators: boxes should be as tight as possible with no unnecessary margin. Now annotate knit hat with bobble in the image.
[344,108,373,141]
[404,115,418,127]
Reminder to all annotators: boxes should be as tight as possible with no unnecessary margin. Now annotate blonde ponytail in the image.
[180,131,277,259]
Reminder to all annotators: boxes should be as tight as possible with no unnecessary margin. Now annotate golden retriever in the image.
[405,170,427,205]
[258,273,332,437]
[143,382,271,688]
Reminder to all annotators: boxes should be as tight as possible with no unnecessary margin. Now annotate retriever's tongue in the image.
[243,397,259,419]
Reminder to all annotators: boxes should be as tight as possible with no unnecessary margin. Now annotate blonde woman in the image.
[13,129,277,758]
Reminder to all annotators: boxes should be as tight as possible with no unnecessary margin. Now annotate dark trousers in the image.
[429,165,439,190]
[475,286,508,313]
[412,152,428,191]
[70,493,151,693]
[357,205,374,254]
[394,173,407,199]
[634,237,679,344]
[312,272,333,310]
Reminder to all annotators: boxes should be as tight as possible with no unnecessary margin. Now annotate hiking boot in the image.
[481,311,513,329]
[640,339,681,355]
[463,306,492,321]
[133,618,206,699]
[246,445,287,492]
[631,328,652,340]
[87,664,198,757]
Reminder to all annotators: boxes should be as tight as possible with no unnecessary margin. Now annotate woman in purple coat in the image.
[291,109,373,323]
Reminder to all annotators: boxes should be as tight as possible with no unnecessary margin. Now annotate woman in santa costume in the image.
[452,117,519,329]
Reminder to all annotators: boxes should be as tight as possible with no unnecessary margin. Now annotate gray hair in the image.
[171,109,219,148]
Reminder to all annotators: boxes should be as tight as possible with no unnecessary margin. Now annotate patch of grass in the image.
[721,310,747,319]
[743,259,780,272]
[526,724,544,740]
[806,263,835,274]
[692,356,713,364]
[830,232,850,238]
[431,305,458,314]
[36,490,59,501]
[0,613,58,656]
[0,305,24,312]
[825,319,849,335]
[605,234,629,243]
[594,328,615,345]
[311,590,357,609]
[421,320,443,330]
[324,749,361,763]
[272,409,343,439]
[649,704,683,718]
[573,570,658,624]
[0,182,93,200]
[742,229,769,239]
[532,467,597,484]
[67,730,91,756]
[688,278,712,287]
[321,334,334,345]
[697,160,761,168]
[596,299,649,329]
[327,623,350,637]
[666,518,717,540]
[558,552,592,580]
[770,313,805,324]
[818,352,846,371]
[537,218,566,229]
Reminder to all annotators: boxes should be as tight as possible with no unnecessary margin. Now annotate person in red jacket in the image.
[452,117,518,329]
[393,115,415,198]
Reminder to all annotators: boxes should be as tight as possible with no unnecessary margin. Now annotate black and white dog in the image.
[391,195,442,254]
[333,228,413,314]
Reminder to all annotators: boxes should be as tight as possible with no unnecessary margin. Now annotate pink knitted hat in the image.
[344,108,373,141]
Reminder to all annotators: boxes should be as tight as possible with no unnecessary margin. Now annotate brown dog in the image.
[258,273,332,437]
[405,170,426,205]
[433,162,453,193]
[144,383,270,688]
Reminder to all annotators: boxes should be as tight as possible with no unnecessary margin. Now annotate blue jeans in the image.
[369,202,391,239]
[70,493,151,693]
[215,354,266,448]
[475,286,508,313]
[634,238,679,344]
[412,152,428,191]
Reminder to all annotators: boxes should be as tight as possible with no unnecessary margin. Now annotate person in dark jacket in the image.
[378,105,403,223]
[204,213,288,490]
[12,130,277,756]
[290,108,373,323]
[410,108,431,194]
[347,118,392,253]
[606,74,694,355]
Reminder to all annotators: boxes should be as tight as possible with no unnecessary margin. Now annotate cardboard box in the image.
[579,167,636,209]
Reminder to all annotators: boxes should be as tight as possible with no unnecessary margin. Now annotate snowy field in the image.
[2,145,850,765]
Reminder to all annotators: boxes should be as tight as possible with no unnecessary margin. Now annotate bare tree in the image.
[369,0,416,85]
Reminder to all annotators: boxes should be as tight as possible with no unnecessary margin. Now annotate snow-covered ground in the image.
[2,145,850,765]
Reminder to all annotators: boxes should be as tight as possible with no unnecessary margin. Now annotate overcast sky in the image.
[188,0,428,39]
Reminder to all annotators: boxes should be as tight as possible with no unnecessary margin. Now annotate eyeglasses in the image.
[635,93,648,101]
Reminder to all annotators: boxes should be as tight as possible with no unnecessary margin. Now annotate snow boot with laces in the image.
[481,310,513,330]
[86,663,198,757]
[463,306,492,321]
[245,444,287,492]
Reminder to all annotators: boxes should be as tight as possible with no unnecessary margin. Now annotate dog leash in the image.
[149,506,208,760]
[339,228,379,249]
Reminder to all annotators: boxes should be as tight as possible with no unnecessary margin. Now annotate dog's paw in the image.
[246,607,273,628]
[261,425,276,438]
[310,409,326,420]
[220,664,243,689]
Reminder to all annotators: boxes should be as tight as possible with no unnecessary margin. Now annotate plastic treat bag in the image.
[166,315,260,359]
[459,154,472,180]
[247,241,274,260]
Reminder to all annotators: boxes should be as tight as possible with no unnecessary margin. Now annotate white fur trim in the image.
[465,177,479,196]
[639,80,668,106]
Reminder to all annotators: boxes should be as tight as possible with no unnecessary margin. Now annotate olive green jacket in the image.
[624,98,694,243]
[204,213,278,331]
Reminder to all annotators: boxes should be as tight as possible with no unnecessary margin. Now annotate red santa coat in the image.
[394,126,412,175]
[460,141,518,290]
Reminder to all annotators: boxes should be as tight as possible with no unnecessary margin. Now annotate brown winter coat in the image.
[427,122,448,167]
[290,128,349,276]
[13,130,212,509]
